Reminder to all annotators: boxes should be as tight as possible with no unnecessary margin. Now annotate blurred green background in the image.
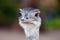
[0,0,18,25]
[0,0,60,30]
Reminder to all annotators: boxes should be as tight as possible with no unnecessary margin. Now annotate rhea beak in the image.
[21,19,34,24]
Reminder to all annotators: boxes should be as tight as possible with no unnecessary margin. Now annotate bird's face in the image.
[18,8,41,29]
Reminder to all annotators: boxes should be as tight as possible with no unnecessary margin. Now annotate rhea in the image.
[18,7,41,40]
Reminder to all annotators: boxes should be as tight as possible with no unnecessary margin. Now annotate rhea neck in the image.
[23,25,39,40]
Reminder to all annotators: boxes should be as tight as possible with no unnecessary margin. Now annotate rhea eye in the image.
[35,13,39,17]
[19,13,22,17]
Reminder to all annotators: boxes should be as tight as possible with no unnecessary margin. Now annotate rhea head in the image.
[18,7,41,29]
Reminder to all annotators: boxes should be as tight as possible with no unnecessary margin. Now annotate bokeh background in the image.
[0,0,60,40]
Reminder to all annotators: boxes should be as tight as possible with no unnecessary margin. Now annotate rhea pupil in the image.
[35,13,38,17]
[19,13,22,17]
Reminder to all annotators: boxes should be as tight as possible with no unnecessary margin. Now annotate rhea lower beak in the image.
[22,21,34,24]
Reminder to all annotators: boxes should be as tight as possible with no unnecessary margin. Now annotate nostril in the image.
[26,17,28,19]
